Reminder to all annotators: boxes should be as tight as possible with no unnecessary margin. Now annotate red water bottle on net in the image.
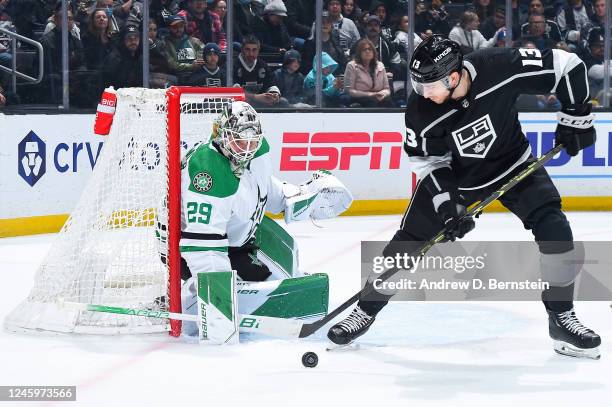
[94,86,117,136]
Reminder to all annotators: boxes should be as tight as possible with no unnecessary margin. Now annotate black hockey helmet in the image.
[410,35,463,87]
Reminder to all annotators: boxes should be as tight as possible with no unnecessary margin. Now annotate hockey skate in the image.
[327,305,375,348]
[547,308,601,359]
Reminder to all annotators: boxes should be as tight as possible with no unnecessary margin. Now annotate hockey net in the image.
[4,87,245,335]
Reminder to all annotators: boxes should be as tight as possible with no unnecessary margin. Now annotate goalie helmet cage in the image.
[4,87,245,337]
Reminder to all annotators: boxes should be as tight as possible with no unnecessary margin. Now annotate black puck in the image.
[302,351,318,368]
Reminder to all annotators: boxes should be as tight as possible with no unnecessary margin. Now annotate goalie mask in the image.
[214,101,263,173]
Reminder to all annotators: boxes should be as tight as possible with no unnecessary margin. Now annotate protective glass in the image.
[411,75,452,97]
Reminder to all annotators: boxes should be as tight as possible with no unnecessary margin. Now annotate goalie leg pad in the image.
[197,271,239,344]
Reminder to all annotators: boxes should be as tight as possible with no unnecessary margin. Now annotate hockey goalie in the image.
[152,100,352,343]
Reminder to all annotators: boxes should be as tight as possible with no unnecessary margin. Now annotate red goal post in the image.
[166,87,245,336]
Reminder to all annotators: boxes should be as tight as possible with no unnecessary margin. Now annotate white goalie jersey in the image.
[179,137,287,275]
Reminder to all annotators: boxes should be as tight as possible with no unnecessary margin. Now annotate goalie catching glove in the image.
[284,170,353,223]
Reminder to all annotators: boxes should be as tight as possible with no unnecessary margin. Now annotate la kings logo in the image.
[451,114,497,159]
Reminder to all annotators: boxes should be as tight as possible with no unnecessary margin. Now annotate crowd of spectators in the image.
[0,0,609,108]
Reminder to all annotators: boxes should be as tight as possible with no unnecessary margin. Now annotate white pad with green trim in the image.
[284,170,353,223]
[197,271,239,344]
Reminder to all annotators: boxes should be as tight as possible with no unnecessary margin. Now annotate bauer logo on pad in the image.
[451,114,497,159]
[18,131,46,187]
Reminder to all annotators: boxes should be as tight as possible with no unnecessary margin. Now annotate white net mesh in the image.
[4,88,239,334]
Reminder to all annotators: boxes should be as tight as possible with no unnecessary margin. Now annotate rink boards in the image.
[1,111,611,237]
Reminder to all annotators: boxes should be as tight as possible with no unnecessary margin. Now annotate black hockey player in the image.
[328,35,600,359]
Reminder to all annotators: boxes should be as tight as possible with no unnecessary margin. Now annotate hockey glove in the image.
[555,103,596,157]
[434,192,475,242]
[422,166,475,242]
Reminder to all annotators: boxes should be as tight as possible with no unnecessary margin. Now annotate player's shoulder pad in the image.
[405,92,451,134]
[252,136,270,159]
[465,47,510,68]
[187,142,239,198]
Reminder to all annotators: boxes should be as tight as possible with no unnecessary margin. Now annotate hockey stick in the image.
[297,143,565,338]
[58,300,303,338]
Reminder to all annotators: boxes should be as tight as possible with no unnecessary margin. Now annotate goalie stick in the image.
[58,300,303,338]
[297,143,566,338]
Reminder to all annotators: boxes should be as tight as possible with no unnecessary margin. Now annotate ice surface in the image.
[1,212,611,406]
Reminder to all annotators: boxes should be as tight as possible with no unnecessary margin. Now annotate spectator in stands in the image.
[414,0,428,35]
[370,1,392,42]
[113,0,144,29]
[589,0,606,30]
[393,14,422,60]
[480,5,507,40]
[82,8,114,70]
[101,24,142,88]
[211,0,227,20]
[178,0,226,51]
[1,0,53,41]
[342,0,361,22]
[39,4,84,103]
[210,0,241,50]
[355,9,370,38]
[150,0,180,34]
[325,0,361,56]
[429,0,451,35]
[363,14,405,80]
[233,0,265,40]
[448,11,505,54]
[164,14,205,84]
[187,42,225,86]
[449,11,504,53]
[94,0,121,36]
[44,1,82,41]
[285,0,315,43]
[303,51,343,107]
[273,49,306,106]
[520,2,563,42]
[343,38,391,107]
[528,0,546,17]
[148,18,174,87]
[521,11,560,50]
[0,10,14,73]
[556,0,592,46]
[582,27,610,101]
[233,35,283,107]
[473,0,495,23]
[414,0,451,37]
[252,0,292,54]
[302,11,347,76]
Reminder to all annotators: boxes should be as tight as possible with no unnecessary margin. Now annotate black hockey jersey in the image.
[404,47,589,191]
[187,66,227,87]
[233,54,275,94]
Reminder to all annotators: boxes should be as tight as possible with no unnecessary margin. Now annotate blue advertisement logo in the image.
[18,131,46,187]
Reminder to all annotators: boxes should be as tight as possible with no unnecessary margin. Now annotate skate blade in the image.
[554,340,601,360]
[326,342,361,352]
